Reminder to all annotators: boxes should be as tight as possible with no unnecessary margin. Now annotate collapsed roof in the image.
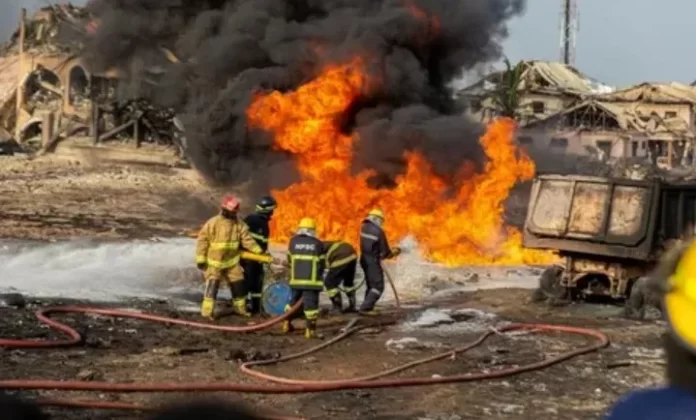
[524,98,694,138]
[596,82,696,104]
[457,60,615,97]
[0,3,88,56]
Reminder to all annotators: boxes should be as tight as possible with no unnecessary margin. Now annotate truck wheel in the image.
[532,266,565,303]
[625,277,649,319]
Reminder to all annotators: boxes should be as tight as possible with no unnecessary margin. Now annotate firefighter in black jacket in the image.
[282,217,326,339]
[241,196,277,314]
[359,208,400,315]
[323,240,358,313]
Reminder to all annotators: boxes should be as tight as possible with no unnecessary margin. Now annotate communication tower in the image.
[560,0,578,65]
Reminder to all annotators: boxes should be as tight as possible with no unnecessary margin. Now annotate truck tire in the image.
[624,277,654,319]
[532,266,565,303]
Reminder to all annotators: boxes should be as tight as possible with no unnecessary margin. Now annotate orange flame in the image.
[246,59,555,266]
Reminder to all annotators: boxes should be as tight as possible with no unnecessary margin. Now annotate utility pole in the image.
[559,0,578,65]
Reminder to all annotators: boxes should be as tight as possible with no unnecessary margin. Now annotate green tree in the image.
[492,58,525,119]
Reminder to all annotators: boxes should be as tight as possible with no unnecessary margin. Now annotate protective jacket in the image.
[359,220,394,260]
[244,212,271,252]
[605,387,696,420]
[323,241,357,269]
[288,234,326,290]
[196,214,263,269]
[605,333,696,420]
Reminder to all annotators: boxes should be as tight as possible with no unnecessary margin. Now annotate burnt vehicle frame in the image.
[522,174,696,315]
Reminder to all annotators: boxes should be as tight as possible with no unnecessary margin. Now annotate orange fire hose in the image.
[0,305,609,419]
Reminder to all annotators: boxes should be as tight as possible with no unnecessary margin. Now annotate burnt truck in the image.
[522,174,696,316]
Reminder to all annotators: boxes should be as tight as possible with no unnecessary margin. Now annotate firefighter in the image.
[281,217,326,339]
[358,208,400,315]
[323,240,358,313]
[242,195,277,314]
[195,194,264,320]
[605,241,696,419]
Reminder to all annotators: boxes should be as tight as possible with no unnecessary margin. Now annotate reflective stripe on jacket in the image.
[196,214,263,269]
[323,240,357,268]
[244,212,271,252]
[359,220,393,260]
[288,234,325,290]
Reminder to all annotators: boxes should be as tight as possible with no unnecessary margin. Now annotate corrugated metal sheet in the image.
[598,82,696,104]
[524,99,693,137]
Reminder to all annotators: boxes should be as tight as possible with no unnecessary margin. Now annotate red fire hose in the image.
[0,304,610,420]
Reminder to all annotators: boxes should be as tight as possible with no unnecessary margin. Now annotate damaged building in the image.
[458,59,696,169]
[456,60,613,125]
[0,5,183,153]
[520,82,696,168]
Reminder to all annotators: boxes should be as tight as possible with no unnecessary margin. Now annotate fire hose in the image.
[0,305,609,418]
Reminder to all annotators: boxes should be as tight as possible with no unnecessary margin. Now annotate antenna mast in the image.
[560,0,578,65]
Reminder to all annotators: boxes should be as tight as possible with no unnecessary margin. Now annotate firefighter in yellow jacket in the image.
[196,194,264,319]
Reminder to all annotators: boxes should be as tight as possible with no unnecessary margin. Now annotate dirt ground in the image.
[0,149,217,240]
[0,151,667,419]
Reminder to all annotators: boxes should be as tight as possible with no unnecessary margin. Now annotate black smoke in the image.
[82,0,525,190]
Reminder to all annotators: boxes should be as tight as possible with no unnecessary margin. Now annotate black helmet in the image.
[255,195,277,213]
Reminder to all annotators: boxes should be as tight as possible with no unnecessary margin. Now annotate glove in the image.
[391,247,402,258]
[197,262,207,271]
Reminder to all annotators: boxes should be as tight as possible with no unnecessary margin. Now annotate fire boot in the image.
[330,294,343,313]
[201,279,220,319]
[281,320,294,334]
[232,298,251,317]
[344,293,357,313]
[281,304,294,333]
[304,320,323,339]
[359,308,380,317]
[200,297,216,319]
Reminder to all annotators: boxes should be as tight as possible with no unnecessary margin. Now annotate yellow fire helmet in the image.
[368,208,385,219]
[666,240,696,351]
[297,217,317,230]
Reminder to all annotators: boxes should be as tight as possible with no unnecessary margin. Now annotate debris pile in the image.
[0,4,89,55]
[0,3,183,153]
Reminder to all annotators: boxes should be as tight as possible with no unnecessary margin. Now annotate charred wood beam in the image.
[36,80,63,97]
[39,120,89,154]
[98,119,136,143]
[140,117,161,144]
[91,103,99,145]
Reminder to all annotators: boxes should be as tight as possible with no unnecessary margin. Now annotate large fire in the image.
[246,57,555,266]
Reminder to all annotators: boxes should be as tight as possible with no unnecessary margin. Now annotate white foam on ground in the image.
[0,238,197,301]
[0,237,545,304]
[398,307,501,334]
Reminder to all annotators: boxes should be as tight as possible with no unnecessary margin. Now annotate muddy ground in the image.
[0,152,667,419]
[1,291,665,420]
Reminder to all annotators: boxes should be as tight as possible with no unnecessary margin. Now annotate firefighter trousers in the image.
[286,288,320,324]
[203,265,247,300]
[359,256,384,312]
[241,260,264,313]
[201,265,249,318]
[324,260,357,298]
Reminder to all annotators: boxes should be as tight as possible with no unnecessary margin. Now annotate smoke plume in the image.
[82,0,526,189]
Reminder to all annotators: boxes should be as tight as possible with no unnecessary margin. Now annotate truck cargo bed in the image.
[522,175,659,260]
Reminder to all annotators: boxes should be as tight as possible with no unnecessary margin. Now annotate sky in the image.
[503,0,696,88]
[0,0,693,89]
